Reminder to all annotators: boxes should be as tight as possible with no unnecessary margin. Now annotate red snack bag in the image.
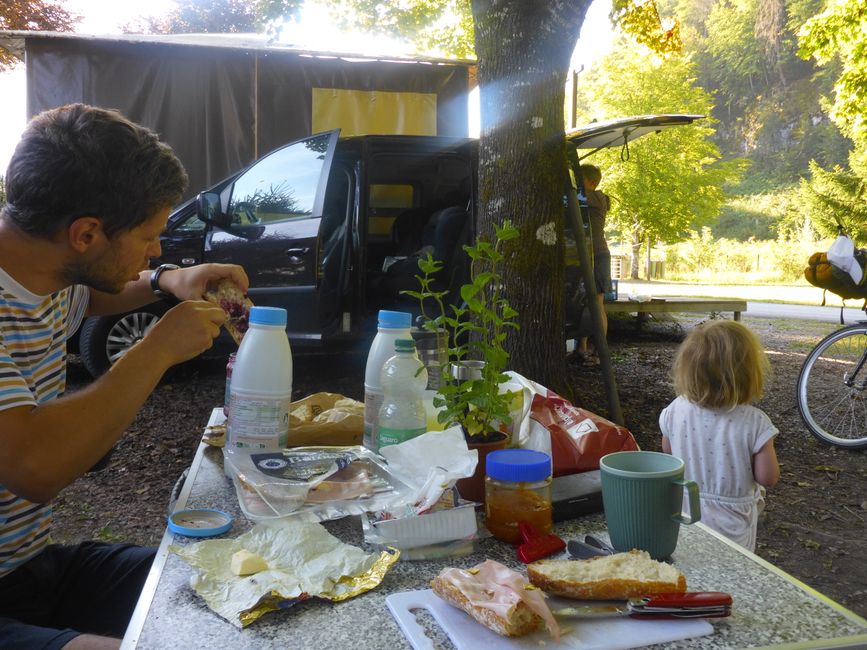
[528,392,639,477]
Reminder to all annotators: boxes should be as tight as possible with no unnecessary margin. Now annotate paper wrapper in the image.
[170,520,398,627]
[288,393,363,447]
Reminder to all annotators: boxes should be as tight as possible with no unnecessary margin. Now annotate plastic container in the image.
[227,306,293,450]
[484,449,553,544]
[223,352,236,417]
[377,339,428,450]
[363,310,412,450]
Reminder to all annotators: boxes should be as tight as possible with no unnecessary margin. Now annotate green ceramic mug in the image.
[600,451,700,560]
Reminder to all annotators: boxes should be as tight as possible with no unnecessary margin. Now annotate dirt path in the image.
[53,312,867,619]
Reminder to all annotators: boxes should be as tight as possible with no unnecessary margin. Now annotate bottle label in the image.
[228,395,291,449]
[363,389,384,450]
[377,425,426,449]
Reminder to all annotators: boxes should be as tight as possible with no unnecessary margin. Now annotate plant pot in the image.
[457,431,509,503]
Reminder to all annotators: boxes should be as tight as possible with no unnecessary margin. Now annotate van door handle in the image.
[286,247,310,265]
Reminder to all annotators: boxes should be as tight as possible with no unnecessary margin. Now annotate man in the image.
[0,104,246,649]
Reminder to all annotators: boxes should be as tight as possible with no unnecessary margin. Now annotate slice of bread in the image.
[431,575,543,637]
[527,549,687,600]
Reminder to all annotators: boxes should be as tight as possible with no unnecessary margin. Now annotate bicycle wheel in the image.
[797,323,867,449]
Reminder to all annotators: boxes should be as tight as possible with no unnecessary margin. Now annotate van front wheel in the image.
[78,306,167,377]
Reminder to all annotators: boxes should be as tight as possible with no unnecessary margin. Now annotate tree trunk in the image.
[471,0,590,394]
[645,235,652,279]
[630,230,641,279]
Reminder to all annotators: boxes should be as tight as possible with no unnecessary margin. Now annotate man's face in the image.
[63,207,169,293]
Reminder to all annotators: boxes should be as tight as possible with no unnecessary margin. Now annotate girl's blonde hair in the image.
[672,320,770,409]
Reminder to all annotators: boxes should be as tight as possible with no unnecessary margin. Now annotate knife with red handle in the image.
[552,592,733,620]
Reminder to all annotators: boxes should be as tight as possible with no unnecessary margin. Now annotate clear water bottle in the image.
[377,339,428,450]
[227,306,293,449]
[363,310,413,451]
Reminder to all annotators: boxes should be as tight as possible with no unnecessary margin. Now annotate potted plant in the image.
[405,221,520,501]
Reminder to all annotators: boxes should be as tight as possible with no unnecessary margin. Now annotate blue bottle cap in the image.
[167,508,233,537]
[486,449,552,483]
[378,310,412,329]
[249,306,287,327]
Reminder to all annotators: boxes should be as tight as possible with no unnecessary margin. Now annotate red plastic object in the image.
[516,521,565,563]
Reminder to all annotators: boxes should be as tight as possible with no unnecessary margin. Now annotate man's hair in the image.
[1,103,188,239]
[580,164,602,185]
[672,320,770,410]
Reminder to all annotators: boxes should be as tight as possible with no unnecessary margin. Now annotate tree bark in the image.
[631,230,641,279]
[471,0,590,394]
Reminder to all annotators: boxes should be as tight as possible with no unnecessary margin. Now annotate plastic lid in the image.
[167,508,233,537]
[394,338,416,352]
[249,306,287,326]
[378,310,412,329]
[486,449,552,483]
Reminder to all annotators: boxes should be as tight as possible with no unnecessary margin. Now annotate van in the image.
[74,115,701,376]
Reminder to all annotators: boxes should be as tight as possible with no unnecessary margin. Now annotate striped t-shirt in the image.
[0,266,88,578]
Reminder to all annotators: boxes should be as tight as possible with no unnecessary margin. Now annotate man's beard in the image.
[60,257,126,294]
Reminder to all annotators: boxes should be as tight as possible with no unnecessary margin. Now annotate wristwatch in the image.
[150,263,180,298]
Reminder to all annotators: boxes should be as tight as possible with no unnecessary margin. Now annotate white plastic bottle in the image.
[227,306,293,449]
[363,310,412,450]
[377,339,428,450]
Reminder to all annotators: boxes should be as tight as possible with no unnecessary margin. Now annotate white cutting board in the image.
[386,589,714,650]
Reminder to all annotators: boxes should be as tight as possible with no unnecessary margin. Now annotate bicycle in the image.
[797,313,867,449]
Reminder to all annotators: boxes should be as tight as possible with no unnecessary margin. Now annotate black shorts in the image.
[594,252,613,295]
[0,541,155,649]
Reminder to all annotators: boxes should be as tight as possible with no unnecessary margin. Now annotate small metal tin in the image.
[167,508,232,537]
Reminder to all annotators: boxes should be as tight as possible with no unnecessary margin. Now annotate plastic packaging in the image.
[484,449,553,544]
[377,339,428,450]
[224,445,413,523]
[223,352,236,417]
[363,310,412,450]
[227,306,293,450]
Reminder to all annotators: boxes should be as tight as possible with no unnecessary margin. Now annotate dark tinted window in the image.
[228,133,330,225]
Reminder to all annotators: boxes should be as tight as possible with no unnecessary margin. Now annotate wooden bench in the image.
[604,297,747,323]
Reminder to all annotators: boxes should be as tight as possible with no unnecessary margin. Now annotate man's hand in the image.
[141,300,226,367]
[159,264,248,301]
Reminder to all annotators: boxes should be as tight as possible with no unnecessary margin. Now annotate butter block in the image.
[230,549,268,576]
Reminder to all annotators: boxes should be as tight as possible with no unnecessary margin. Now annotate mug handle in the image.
[671,478,701,524]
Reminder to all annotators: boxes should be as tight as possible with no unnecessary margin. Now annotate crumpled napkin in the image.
[170,519,398,627]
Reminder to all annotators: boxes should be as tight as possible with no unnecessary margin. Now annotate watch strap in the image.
[150,264,180,298]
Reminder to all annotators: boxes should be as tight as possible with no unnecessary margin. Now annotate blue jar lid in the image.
[249,306,287,326]
[378,310,412,329]
[167,508,233,537]
[486,449,552,483]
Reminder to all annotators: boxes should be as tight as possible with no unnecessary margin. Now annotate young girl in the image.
[660,320,780,552]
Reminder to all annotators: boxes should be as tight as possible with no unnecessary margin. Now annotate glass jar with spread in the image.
[484,449,553,544]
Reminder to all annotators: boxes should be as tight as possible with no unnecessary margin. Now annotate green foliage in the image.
[322,0,474,58]
[403,221,519,440]
[715,186,805,240]
[0,0,76,70]
[140,0,302,34]
[0,175,5,206]
[798,0,867,144]
[663,233,822,283]
[579,43,745,245]
[799,153,867,245]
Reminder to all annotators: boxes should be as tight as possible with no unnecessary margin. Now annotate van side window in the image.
[228,133,331,225]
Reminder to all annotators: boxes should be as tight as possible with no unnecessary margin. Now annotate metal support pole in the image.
[564,143,624,426]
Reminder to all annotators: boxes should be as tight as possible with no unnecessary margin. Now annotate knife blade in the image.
[552,592,733,620]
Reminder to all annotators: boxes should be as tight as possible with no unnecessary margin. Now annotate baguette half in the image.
[431,560,560,639]
[527,550,687,600]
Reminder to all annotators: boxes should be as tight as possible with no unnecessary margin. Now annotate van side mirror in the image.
[196,192,231,229]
